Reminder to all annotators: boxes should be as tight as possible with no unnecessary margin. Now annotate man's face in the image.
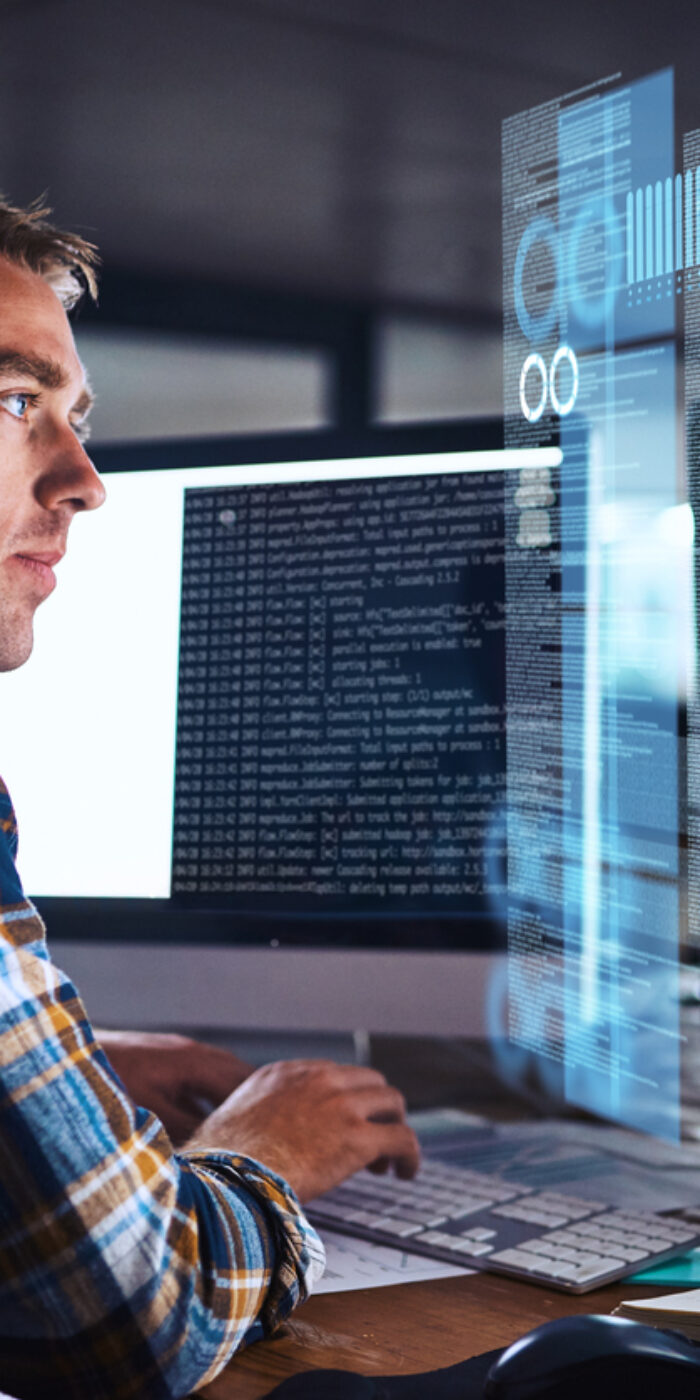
[0,257,104,671]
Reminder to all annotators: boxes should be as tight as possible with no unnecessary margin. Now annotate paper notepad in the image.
[614,1286,700,1340]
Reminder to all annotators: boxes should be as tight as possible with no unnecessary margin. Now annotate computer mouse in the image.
[484,1313,700,1400]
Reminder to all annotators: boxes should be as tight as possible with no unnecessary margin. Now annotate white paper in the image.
[313,1228,471,1294]
[618,1285,700,1316]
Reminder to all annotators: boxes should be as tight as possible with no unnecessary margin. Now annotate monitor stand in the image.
[177,1026,370,1067]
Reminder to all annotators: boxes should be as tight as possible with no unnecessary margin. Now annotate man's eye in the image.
[2,392,33,420]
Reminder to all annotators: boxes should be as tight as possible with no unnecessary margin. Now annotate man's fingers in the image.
[363,1120,420,1178]
[325,1062,391,1090]
[367,1156,390,1175]
[273,1060,392,1092]
[348,1083,408,1126]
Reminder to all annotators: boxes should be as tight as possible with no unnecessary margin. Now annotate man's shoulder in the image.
[0,776,30,918]
[0,775,15,839]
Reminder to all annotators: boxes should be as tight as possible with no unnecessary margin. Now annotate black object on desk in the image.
[260,1314,700,1399]
[259,1349,501,1398]
[485,1314,700,1399]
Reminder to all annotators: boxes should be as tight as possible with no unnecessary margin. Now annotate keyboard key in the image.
[521,1238,558,1256]
[546,1261,580,1281]
[313,1200,354,1221]
[538,1243,578,1261]
[445,1238,494,1256]
[328,1188,378,1207]
[543,1230,588,1248]
[572,1260,622,1282]
[415,1230,456,1248]
[656,1227,697,1244]
[344,1210,387,1228]
[374,1217,422,1238]
[387,1206,447,1226]
[521,1209,568,1228]
[539,1193,606,1213]
[443,1197,495,1219]
[623,1233,663,1251]
[583,1254,626,1271]
[494,1204,566,1228]
[490,1248,550,1273]
[534,1197,591,1221]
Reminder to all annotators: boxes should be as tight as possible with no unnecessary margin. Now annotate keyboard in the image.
[307,1159,700,1293]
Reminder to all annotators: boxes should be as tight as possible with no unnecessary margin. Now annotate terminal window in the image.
[171,471,507,916]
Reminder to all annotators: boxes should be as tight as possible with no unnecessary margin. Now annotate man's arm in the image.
[0,913,418,1399]
[93,1028,253,1142]
[94,1032,419,1198]
[0,909,322,1399]
[186,1057,420,1201]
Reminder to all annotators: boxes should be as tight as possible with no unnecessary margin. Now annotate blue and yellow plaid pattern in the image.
[0,778,324,1399]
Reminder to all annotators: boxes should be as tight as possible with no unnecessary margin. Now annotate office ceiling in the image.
[0,0,697,322]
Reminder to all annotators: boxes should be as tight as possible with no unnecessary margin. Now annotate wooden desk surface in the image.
[198,1269,665,1399]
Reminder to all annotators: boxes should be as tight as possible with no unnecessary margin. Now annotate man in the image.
[0,197,420,1400]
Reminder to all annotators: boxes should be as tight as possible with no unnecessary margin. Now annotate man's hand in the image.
[184,1058,421,1202]
[96,1030,253,1145]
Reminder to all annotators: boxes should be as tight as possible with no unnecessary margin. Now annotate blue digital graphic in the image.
[503,68,684,1143]
[514,217,561,343]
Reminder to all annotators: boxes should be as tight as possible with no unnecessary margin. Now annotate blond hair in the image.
[0,195,99,311]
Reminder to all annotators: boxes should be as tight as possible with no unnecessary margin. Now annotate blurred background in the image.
[1,0,696,442]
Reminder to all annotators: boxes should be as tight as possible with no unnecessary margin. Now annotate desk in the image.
[198,1270,664,1398]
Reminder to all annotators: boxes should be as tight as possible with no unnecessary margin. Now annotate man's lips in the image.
[15,551,64,567]
[8,550,64,593]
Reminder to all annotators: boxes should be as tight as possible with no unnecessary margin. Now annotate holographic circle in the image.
[566,195,624,328]
[519,352,548,423]
[513,218,561,342]
[549,344,579,417]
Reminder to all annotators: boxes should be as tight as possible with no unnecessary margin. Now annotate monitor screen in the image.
[0,423,558,960]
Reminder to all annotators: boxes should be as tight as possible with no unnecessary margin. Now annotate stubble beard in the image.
[0,590,35,672]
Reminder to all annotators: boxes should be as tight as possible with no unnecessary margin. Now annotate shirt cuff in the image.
[181,1150,326,1332]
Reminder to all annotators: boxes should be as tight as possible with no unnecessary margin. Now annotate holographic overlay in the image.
[503,69,685,1141]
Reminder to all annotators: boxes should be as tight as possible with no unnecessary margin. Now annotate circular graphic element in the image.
[566,195,623,328]
[519,352,548,423]
[549,344,579,416]
[513,218,561,342]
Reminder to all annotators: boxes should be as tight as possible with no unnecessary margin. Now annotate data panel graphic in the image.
[503,69,687,1141]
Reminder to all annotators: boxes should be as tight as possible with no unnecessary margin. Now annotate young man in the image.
[0,198,419,1400]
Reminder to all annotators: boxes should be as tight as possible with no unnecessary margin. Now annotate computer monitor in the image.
[0,421,561,1039]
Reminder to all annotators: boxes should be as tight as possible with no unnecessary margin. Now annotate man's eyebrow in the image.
[0,349,95,418]
[0,349,68,390]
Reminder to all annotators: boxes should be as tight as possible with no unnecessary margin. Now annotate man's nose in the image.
[35,433,106,514]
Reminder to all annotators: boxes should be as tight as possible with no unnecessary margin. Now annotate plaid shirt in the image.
[0,777,325,1400]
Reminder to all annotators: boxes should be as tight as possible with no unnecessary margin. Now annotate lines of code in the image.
[171,472,506,911]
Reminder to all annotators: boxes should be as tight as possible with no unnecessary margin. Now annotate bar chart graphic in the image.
[626,170,700,283]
